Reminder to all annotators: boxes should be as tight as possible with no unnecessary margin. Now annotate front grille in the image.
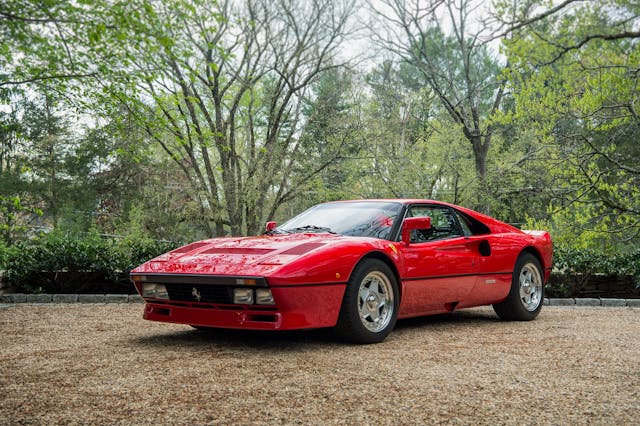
[165,284,233,304]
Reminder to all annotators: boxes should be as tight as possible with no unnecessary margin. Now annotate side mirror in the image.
[401,217,431,245]
[265,221,277,232]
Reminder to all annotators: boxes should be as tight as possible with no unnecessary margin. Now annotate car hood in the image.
[131,233,353,276]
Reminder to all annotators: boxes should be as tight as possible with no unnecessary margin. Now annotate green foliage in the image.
[283,68,364,212]
[0,195,42,244]
[0,0,112,93]
[548,245,640,297]
[77,0,361,237]
[1,92,94,230]
[500,0,640,244]
[0,239,19,271]
[554,246,640,282]
[4,231,178,294]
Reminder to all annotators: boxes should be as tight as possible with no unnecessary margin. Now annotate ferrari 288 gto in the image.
[131,199,552,343]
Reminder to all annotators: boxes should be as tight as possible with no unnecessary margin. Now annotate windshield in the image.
[279,201,403,240]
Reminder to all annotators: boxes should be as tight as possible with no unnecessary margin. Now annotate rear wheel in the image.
[335,259,399,344]
[493,253,544,321]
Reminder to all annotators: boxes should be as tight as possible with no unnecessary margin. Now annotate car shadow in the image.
[394,308,500,332]
[132,326,338,352]
[130,308,500,351]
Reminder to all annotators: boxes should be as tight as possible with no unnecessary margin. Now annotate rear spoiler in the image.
[521,230,548,237]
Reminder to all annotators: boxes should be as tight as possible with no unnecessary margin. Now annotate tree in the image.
[492,0,640,61]
[283,67,365,213]
[372,0,506,211]
[498,0,640,245]
[357,60,476,202]
[93,0,358,236]
[0,195,42,244]
[69,113,207,242]
[0,91,75,223]
[0,1,109,89]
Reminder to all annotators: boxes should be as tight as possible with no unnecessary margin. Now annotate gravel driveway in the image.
[1,304,638,425]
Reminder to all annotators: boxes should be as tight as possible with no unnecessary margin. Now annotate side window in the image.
[455,211,473,236]
[407,205,463,242]
[454,210,491,236]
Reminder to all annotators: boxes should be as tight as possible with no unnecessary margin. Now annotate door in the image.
[399,205,481,316]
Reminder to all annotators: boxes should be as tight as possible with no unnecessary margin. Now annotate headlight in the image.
[142,284,169,300]
[255,289,274,305]
[233,288,254,304]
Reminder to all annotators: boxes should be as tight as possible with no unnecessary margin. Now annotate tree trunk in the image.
[471,135,490,213]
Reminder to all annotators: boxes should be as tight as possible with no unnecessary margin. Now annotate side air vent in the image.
[479,240,491,257]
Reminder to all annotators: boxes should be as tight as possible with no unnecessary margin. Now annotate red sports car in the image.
[131,199,552,343]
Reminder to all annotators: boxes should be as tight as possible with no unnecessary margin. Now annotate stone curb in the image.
[0,294,638,306]
[547,298,576,306]
[0,294,143,304]
[542,298,639,307]
[53,294,78,303]
[574,298,601,307]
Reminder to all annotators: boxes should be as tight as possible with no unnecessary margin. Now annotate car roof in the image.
[326,199,450,206]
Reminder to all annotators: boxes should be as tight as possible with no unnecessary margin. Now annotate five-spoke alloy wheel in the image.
[493,253,544,321]
[336,259,399,343]
[357,270,395,333]
[518,262,543,312]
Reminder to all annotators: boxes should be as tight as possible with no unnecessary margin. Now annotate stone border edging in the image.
[0,294,638,307]
[0,294,143,303]
[544,297,639,307]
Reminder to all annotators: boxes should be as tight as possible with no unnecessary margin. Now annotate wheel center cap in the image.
[367,293,378,309]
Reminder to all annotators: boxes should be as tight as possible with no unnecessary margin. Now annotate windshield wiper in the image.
[284,225,337,234]
[264,228,288,235]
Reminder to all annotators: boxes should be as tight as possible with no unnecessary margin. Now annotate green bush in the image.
[547,245,640,297]
[4,231,179,294]
[5,234,639,297]
[553,245,640,281]
[0,240,20,269]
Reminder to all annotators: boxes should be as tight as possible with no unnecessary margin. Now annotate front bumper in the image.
[142,284,346,330]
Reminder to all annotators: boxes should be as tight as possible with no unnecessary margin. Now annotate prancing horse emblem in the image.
[191,287,201,302]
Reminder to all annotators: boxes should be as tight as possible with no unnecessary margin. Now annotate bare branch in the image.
[0,72,98,87]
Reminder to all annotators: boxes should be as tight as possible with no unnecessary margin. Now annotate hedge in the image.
[1,234,639,297]
[1,232,179,294]
[546,246,640,298]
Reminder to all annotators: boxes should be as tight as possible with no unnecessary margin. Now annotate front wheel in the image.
[493,253,544,321]
[335,259,399,344]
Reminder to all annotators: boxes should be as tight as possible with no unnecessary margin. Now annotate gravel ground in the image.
[1,305,638,425]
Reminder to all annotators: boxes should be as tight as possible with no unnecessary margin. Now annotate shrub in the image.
[5,231,179,294]
[547,245,640,297]
[5,234,639,297]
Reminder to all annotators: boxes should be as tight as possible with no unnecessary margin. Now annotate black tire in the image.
[335,259,399,344]
[493,253,544,321]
